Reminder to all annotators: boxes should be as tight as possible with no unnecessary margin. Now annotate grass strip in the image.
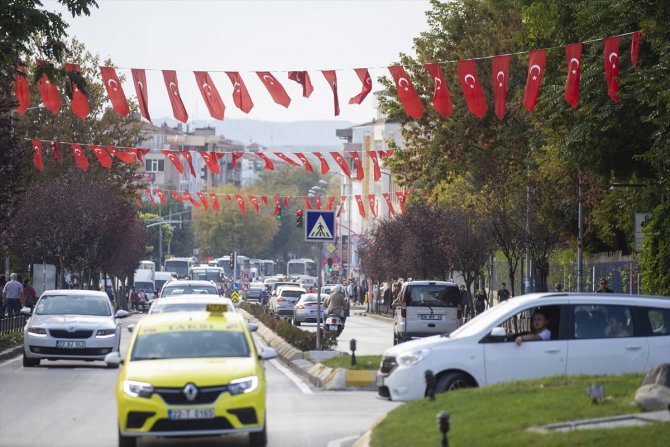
[321,354,381,370]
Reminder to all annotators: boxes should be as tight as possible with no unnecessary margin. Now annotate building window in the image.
[145,159,164,172]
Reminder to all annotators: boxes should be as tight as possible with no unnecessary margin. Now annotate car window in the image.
[644,307,670,336]
[407,285,458,307]
[132,330,250,360]
[281,290,304,298]
[35,295,111,316]
[163,286,218,296]
[491,305,563,342]
[573,305,633,339]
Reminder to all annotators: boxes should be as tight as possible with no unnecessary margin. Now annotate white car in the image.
[22,290,129,367]
[148,295,236,314]
[377,292,670,401]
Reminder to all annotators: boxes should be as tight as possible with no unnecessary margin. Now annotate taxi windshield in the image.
[131,330,250,360]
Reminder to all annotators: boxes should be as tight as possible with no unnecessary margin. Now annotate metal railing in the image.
[0,314,28,336]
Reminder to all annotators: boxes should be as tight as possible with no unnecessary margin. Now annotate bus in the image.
[215,254,250,280]
[138,260,156,273]
[261,260,276,278]
[287,258,317,278]
[163,257,195,279]
[189,265,225,284]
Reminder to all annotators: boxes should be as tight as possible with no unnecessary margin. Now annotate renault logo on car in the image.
[183,383,198,401]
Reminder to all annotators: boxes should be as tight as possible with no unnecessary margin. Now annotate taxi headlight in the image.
[397,348,432,366]
[27,327,47,335]
[96,329,116,337]
[123,380,154,398]
[228,376,258,395]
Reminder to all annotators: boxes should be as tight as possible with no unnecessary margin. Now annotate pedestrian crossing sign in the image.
[305,210,335,242]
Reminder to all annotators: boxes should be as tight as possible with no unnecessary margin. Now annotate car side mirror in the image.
[20,306,33,316]
[127,324,135,333]
[104,352,123,366]
[259,347,278,361]
[115,309,129,319]
[247,322,258,332]
[489,326,507,339]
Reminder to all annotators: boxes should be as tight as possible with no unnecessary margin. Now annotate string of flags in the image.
[29,138,394,181]
[133,188,412,219]
[14,32,640,122]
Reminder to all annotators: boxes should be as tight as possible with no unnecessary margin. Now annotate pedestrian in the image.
[496,282,510,304]
[138,288,148,312]
[458,285,469,320]
[22,278,38,311]
[128,286,139,311]
[0,274,6,317]
[474,287,487,316]
[2,273,24,317]
[554,282,563,292]
[596,278,613,293]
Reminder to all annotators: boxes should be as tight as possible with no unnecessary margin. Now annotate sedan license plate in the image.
[56,340,85,348]
[420,314,442,320]
[168,408,215,420]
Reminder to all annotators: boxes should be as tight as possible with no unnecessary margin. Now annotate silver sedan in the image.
[292,293,326,326]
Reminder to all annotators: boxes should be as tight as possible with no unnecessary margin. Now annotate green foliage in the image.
[0,332,23,352]
[321,354,381,371]
[640,202,670,295]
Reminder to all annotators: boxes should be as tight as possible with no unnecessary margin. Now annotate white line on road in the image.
[268,358,314,395]
[327,435,361,447]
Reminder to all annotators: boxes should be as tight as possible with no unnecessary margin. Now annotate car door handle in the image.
[625,345,643,351]
[544,349,561,354]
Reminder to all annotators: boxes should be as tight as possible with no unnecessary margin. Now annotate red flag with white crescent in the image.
[313,152,330,174]
[348,151,364,180]
[284,196,291,208]
[182,191,201,207]
[156,189,167,205]
[302,196,312,210]
[564,42,582,109]
[32,139,43,171]
[367,151,381,181]
[14,63,29,114]
[395,191,408,212]
[424,63,453,119]
[523,49,546,113]
[134,195,143,208]
[226,72,254,113]
[194,71,225,120]
[197,192,209,210]
[336,196,347,218]
[131,69,151,122]
[232,152,244,169]
[368,194,377,218]
[273,152,301,167]
[294,153,314,173]
[630,31,641,67]
[354,194,366,218]
[321,70,340,116]
[66,63,90,119]
[163,70,189,123]
[235,194,247,215]
[209,193,220,210]
[108,147,136,164]
[330,152,351,177]
[603,36,620,102]
[70,143,89,171]
[315,195,321,210]
[37,62,61,113]
[491,55,510,120]
[99,66,129,116]
[349,68,372,105]
[145,188,157,208]
[457,59,487,118]
[199,151,220,174]
[51,140,61,161]
[256,153,275,170]
[128,148,150,165]
[170,190,187,201]
[257,72,291,108]
[181,150,196,176]
[379,150,394,159]
[273,196,280,216]
[325,196,335,211]
[162,150,184,174]
[382,193,395,215]
[90,145,113,168]
[248,195,260,214]
[288,71,314,98]
[261,196,268,206]
[388,65,424,119]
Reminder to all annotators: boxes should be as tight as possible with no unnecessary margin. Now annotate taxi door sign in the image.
[305,210,335,242]
[206,303,228,313]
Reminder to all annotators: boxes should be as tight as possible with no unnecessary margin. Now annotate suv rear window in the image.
[281,290,304,298]
[407,285,458,307]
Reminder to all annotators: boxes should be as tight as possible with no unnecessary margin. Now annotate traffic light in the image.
[327,257,333,272]
[276,207,282,221]
[229,253,235,271]
[296,209,303,228]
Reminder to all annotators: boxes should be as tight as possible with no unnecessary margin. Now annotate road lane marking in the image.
[268,359,314,395]
[327,435,360,447]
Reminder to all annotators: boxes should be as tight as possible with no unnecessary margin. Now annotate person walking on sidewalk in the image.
[3,273,24,317]
[22,278,38,311]
[474,287,487,316]
[496,283,510,304]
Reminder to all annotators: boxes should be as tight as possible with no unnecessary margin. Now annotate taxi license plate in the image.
[420,314,442,320]
[168,408,215,420]
[56,340,85,348]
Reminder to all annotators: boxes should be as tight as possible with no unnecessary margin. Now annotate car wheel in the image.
[118,428,137,447]
[249,421,267,446]
[106,361,119,369]
[434,372,475,394]
[22,352,39,367]
[293,318,301,326]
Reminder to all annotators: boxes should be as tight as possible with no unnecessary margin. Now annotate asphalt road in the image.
[0,314,399,447]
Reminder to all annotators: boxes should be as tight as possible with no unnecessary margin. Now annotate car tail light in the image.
[295,305,305,309]
[400,290,407,318]
[277,297,286,302]
[331,318,337,324]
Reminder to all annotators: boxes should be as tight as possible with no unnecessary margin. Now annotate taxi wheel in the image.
[118,428,136,447]
[249,422,267,446]
[23,352,40,367]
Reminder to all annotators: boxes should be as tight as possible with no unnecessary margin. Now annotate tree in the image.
[640,202,670,296]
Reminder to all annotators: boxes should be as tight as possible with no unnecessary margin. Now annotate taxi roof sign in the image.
[206,303,229,314]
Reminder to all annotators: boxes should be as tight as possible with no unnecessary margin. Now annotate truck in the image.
[133,268,155,298]
[154,271,176,294]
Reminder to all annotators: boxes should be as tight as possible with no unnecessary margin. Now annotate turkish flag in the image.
[256,153,275,170]
[273,196,281,216]
[235,195,247,215]
[273,152,301,167]
[284,196,291,209]
[232,152,244,169]
[302,196,312,211]
[128,148,150,165]
[367,151,381,181]
[145,188,157,208]
[90,145,113,168]
[170,190,187,201]
[108,147,136,164]
[314,152,330,174]
[257,72,291,108]
[382,192,395,215]
[458,60,487,118]
[424,63,453,119]
[379,150,394,159]
[603,36,620,102]
[199,151,220,174]
[349,151,364,181]
[70,144,89,171]
[288,71,314,97]
[182,191,201,207]
[197,192,209,210]
[37,62,61,113]
[354,195,366,218]
[134,195,143,208]
[181,150,196,176]
[51,140,61,161]
[194,71,225,120]
[66,63,90,119]
[294,153,314,173]
[564,42,582,109]
[349,68,372,105]
[325,196,335,211]
[368,194,377,218]
[523,49,546,112]
[99,66,129,116]
[388,65,424,119]
[261,196,268,206]
[32,139,43,171]
[209,193,220,210]
[156,189,167,205]
[131,69,151,122]
[491,55,510,120]
[395,191,409,212]
[162,150,184,174]
[321,70,340,116]
[226,72,254,113]
[631,31,641,68]
[248,195,260,214]
[163,70,189,123]
[314,195,322,210]
[15,63,30,114]
[336,196,347,218]
[330,152,351,177]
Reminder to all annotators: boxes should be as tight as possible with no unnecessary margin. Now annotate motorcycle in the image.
[323,313,344,336]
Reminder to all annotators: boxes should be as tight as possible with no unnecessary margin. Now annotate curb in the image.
[0,346,23,362]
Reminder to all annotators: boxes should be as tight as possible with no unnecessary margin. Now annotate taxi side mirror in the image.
[259,347,278,361]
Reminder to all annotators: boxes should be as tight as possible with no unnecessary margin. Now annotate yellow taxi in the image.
[105,303,277,447]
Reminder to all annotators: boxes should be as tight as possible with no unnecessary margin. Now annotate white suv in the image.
[378,292,670,401]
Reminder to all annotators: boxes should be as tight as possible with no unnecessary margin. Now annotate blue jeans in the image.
[5,299,22,316]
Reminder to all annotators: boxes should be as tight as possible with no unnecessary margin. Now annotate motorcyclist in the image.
[323,284,346,324]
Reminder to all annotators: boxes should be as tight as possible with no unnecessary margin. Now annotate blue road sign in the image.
[230,282,240,291]
[305,210,335,242]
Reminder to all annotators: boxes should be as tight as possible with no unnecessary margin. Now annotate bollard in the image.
[425,370,436,401]
[350,338,357,366]
[437,411,450,447]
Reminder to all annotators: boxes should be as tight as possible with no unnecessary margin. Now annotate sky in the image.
[47,0,433,124]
